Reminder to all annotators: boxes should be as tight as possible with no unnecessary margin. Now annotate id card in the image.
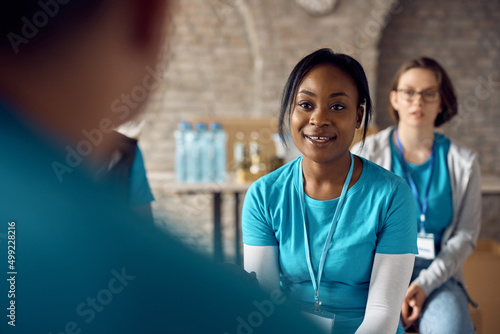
[417,233,435,259]
[301,304,335,333]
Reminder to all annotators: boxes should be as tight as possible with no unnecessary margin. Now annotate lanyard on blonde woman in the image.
[298,152,354,312]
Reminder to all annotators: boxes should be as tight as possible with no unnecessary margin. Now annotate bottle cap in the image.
[178,121,191,130]
[195,122,207,131]
[236,131,245,140]
[210,122,223,130]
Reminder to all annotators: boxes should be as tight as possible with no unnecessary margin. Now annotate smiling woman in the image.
[242,49,418,334]
[291,64,362,191]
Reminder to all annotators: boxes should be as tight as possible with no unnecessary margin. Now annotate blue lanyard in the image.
[395,131,434,234]
[298,153,354,312]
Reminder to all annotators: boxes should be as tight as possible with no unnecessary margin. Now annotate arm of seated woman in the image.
[243,244,280,292]
[356,253,415,334]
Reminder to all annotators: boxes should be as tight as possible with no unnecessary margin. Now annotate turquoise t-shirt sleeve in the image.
[376,181,418,254]
[129,145,155,206]
[242,181,278,246]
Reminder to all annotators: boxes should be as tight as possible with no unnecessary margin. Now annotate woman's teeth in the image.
[306,135,334,143]
[307,136,331,140]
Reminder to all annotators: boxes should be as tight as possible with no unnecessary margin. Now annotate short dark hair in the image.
[0,0,104,54]
[278,48,372,146]
[389,57,457,127]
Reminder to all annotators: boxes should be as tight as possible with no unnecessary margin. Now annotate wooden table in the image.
[160,181,252,264]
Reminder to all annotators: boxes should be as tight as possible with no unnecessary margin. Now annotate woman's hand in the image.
[401,283,427,329]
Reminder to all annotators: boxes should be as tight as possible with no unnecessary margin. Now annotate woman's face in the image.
[390,68,442,128]
[291,64,363,165]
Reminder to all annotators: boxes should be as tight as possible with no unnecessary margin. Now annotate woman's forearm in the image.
[356,253,415,334]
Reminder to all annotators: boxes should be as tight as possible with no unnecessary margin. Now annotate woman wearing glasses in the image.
[352,57,481,333]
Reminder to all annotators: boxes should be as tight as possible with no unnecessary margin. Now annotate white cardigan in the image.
[352,126,482,297]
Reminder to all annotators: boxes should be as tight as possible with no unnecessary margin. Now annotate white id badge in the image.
[417,233,436,259]
[301,305,335,333]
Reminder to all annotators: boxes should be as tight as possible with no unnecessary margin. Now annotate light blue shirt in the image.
[129,146,155,206]
[243,156,417,332]
[390,131,453,253]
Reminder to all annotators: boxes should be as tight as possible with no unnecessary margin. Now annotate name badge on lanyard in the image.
[417,233,436,259]
[298,153,354,332]
[301,304,335,332]
[396,131,436,260]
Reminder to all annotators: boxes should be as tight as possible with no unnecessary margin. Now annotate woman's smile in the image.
[303,133,337,146]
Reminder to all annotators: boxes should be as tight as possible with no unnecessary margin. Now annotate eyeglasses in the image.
[397,89,440,103]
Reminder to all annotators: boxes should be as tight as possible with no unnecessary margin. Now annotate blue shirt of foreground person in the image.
[0,1,323,333]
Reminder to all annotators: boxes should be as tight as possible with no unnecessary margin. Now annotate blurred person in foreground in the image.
[352,57,481,333]
[0,1,323,333]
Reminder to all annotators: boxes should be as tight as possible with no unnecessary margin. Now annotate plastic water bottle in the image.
[194,122,210,182]
[248,131,266,180]
[184,122,198,183]
[174,121,191,182]
[234,131,250,184]
[205,123,216,182]
[210,122,227,182]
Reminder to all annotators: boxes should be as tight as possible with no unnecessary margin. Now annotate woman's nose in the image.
[411,93,425,105]
[309,107,330,127]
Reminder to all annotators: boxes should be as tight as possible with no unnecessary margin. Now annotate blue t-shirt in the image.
[129,145,155,206]
[390,131,453,253]
[242,156,417,332]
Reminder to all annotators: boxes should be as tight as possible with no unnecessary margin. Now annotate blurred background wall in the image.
[138,0,500,260]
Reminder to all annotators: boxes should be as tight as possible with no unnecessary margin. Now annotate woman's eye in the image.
[424,91,438,99]
[298,102,312,109]
[331,104,345,111]
[403,90,415,97]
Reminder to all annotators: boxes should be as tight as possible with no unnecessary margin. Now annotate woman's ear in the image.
[355,106,363,129]
[389,90,399,111]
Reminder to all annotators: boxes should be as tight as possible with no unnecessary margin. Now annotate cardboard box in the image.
[463,238,500,334]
